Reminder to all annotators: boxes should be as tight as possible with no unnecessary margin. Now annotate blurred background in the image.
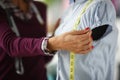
[37,0,120,80]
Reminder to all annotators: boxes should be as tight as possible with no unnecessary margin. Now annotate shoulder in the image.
[92,0,115,10]
[87,0,116,17]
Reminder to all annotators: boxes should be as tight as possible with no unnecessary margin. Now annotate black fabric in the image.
[92,25,109,41]
[119,64,120,80]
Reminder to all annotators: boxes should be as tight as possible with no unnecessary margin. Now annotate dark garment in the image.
[0,1,51,80]
[92,25,109,41]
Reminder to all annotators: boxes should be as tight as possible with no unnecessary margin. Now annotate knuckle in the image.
[88,43,92,47]
[81,51,87,54]
[76,49,80,53]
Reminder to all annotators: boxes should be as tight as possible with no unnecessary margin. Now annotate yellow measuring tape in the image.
[70,0,93,80]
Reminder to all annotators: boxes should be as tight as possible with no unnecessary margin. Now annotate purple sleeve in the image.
[0,22,46,57]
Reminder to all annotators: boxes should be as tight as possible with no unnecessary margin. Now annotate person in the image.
[55,0,118,80]
[0,0,93,80]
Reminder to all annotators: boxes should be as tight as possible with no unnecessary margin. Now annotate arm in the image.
[47,28,93,54]
[0,11,46,57]
[0,23,46,57]
[0,16,93,57]
[84,1,116,41]
[0,3,49,57]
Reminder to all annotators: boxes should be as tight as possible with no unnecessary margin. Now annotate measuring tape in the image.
[70,0,93,80]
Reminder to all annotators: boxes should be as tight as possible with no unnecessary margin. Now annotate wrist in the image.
[47,36,60,51]
[42,37,56,55]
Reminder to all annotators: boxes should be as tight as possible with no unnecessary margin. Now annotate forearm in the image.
[0,27,46,57]
[10,37,45,57]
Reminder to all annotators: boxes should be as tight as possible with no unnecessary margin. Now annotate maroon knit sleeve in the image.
[0,9,46,57]
[0,23,46,57]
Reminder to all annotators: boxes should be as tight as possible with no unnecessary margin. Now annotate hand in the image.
[48,28,93,54]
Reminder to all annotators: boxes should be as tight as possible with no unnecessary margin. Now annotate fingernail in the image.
[91,46,94,49]
[85,27,90,30]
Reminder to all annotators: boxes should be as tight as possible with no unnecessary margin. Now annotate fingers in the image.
[81,43,93,52]
[81,39,92,46]
[61,27,93,54]
[79,31,92,41]
[78,47,93,54]
[69,29,93,54]
[70,46,93,54]
[68,27,90,35]
[71,28,92,41]
[71,41,93,54]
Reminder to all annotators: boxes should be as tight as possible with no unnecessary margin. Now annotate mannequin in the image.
[55,0,118,80]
